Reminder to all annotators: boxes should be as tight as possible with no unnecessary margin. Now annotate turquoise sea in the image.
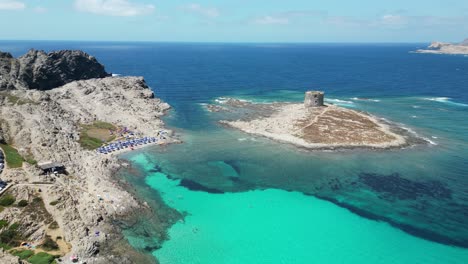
[1,42,468,263]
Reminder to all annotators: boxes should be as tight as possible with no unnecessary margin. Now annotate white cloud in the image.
[380,14,407,26]
[374,14,411,28]
[253,15,289,25]
[252,10,323,25]
[0,0,25,10]
[181,3,220,18]
[34,6,47,13]
[74,0,155,17]
[324,13,468,30]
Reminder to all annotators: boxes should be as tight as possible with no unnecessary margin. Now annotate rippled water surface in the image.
[2,41,468,263]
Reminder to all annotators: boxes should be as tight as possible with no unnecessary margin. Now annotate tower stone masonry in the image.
[304,91,324,108]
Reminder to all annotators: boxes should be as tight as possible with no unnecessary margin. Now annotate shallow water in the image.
[126,153,468,264]
[2,42,468,262]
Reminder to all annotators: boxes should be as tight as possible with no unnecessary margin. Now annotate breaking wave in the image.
[423,97,468,107]
[350,97,381,102]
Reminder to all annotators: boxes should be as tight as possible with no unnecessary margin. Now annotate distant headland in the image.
[414,39,468,55]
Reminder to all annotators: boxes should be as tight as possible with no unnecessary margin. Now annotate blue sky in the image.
[0,0,467,42]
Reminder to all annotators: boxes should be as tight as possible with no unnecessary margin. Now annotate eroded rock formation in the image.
[0,49,109,91]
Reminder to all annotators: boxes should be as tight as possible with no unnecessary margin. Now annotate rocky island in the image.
[0,50,176,263]
[415,39,468,55]
[215,91,417,150]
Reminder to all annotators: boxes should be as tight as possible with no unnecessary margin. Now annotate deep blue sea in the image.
[2,41,468,263]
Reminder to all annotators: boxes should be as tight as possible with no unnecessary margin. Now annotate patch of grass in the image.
[49,200,60,206]
[0,206,4,213]
[48,221,59,230]
[18,200,28,207]
[0,92,36,106]
[0,220,8,229]
[78,134,104,150]
[23,151,38,165]
[91,121,116,130]
[25,157,38,165]
[0,144,23,169]
[0,229,18,246]
[0,221,23,249]
[0,194,16,206]
[79,121,116,150]
[0,242,12,250]
[39,236,59,251]
[27,252,57,264]
[11,249,35,260]
[9,222,19,231]
[0,143,23,168]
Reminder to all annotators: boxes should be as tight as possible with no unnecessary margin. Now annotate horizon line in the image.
[0,39,431,45]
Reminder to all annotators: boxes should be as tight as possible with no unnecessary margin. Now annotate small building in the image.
[38,161,66,175]
[304,91,325,108]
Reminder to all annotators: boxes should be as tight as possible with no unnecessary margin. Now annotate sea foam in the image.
[350,97,381,102]
[423,97,468,107]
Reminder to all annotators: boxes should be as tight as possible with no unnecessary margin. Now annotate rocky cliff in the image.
[415,38,468,55]
[0,49,109,91]
[0,76,174,263]
[460,38,468,46]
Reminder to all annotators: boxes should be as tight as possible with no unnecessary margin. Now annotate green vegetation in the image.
[0,242,12,250]
[0,194,16,206]
[79,121,116,150]
[40,236,59,251]
[0,143,23,168]
[90,121,116,130]
[0,206,4,213]
[48,221,59,230]
[11,249,35,260]
[18,200,29,207]
[27,252,57,264]
[0,220,8,229]
[49,200,60,206]
[78,134,104,150]
[25,155,38,165]
[0,92,37,106]
[10,249,58,264]
[0,221,22,249]
[0,229,18,246]
[9,222,19,231]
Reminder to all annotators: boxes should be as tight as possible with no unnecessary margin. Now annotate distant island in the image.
[209,92,423,150]
[415,39,468,55]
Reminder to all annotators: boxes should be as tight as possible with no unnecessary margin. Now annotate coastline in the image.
[0,76,176,263]
[219,103,417,151]
[414,41,468,55]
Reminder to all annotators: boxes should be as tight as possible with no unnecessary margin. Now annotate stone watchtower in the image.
[304,91,324,108]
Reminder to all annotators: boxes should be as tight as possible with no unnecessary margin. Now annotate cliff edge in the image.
[0,49,109,91]
[0,50,175,264]
[415,39,468,55]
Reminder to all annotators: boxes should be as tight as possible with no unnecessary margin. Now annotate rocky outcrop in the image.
[415,39,468,55]
[0,249,23,264]
[0,76,174,263]
[0,49,109,91]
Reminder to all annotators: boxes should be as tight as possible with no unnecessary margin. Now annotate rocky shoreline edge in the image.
[206,98,428,151]
[414,39,468,55]
[0,76,177,264]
